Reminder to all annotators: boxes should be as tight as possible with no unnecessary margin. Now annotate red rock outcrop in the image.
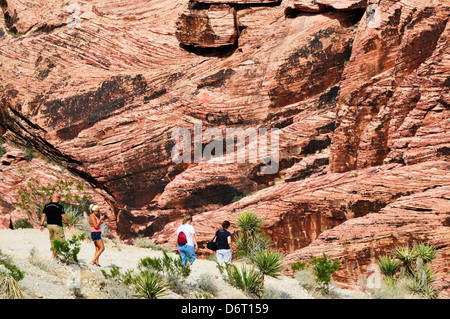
[284,183,450,298]
[0,0,360,238]
[330,0,450,173]
[285,0,367,12]
[153,161,450,252]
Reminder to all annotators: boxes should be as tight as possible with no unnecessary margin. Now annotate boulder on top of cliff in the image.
[284,0,367,12]
[176,4,239,48]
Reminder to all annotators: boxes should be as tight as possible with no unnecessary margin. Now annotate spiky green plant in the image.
[250,248,285,278]
[234,211,271,259]
[376,242,439,298]
[237,211,264,235]
[413,243,437,264]
[393,244,418,277]
[130,271,169,299]
[377,255,401,279]
[0,276,24,299]
[218,263,265,298]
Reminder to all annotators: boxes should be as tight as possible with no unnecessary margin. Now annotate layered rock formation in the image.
[1,0,449,296]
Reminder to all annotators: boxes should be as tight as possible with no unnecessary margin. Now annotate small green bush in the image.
[24,148,36,161]
[0,250,25,282]
[310,252,341,289]
[53,233,85,265]
[138,249,191,280]
[290,260,311,272]
[13,218,34,229]
[0,146,6,157]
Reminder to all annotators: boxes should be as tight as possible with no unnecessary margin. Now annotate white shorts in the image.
[216,249,232,264]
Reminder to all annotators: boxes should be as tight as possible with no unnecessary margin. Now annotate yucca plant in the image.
[237,211,264,235]
[234,211,271,259]
[393,244,418,277]
[376,242,439,298]
[377,255,401,279]
[218,263,265,298]
[413,243,437,264]
[130,271,170,299]
[0,276,24,299]
[250,248,285,278]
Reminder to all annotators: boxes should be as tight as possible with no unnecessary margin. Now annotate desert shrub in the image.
[134,238,165,250]
[310,252,341,292]
[249,248,284,278]
[377,242,438,298]
[53,234,85,265]
[0,146,6,157]
[294,269,318,293]
[24,148,36,161]
[130,270,170,299]
[197,274,219,299]
[138,249,191,280]
[218,263,265,298]
[13,218,34,229]
[290,260,311,272]
[0,250,25,282]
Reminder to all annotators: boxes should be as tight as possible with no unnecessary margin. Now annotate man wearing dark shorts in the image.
[39,192,72,259]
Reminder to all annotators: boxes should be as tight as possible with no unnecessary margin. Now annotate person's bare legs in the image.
[92,240,105,266]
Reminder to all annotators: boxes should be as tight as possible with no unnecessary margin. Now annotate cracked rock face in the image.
[175,5,238,48]
[1,0,449,296]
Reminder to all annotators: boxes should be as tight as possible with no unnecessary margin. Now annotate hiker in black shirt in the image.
[39,192,72,259]
[214,220,232,278]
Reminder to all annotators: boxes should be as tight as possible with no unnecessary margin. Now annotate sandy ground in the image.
[0,228,314,299]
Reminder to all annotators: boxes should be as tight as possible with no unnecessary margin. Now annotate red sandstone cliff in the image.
[1,0,449,296]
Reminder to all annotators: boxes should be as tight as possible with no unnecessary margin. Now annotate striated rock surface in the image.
[330,0,450,173]
[0,0,360,239]
[284,184,450,298]
[154,161,450,252]
[1,0,449,296]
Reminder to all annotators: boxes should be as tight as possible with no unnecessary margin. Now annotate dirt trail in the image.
[0,228,313,299]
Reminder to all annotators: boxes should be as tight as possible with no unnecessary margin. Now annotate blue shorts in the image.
[91,232,102,242]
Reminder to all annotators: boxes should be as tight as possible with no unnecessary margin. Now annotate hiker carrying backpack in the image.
[176,215,197,266]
